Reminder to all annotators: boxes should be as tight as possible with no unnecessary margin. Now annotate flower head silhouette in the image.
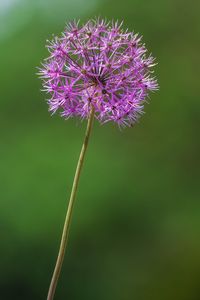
[39,19,158,127]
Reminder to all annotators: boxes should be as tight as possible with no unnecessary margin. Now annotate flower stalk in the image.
[47,106,95,300]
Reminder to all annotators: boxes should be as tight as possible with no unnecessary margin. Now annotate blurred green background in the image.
[1,0,200,299]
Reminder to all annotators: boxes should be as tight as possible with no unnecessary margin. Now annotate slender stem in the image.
[47,106,95,300]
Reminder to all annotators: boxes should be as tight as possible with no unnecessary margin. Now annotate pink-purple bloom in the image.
[39,18,158,127]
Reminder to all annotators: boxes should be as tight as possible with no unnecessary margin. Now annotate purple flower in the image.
[39,18,158,127]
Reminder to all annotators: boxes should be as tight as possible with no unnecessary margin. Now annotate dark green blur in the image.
[0,0,200,299]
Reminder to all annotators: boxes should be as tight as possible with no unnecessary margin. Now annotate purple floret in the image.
[39,18,158,127]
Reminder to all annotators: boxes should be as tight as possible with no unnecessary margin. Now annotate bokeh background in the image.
[1,0,200,299]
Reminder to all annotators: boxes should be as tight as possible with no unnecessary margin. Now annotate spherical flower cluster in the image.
[39,19,158,127]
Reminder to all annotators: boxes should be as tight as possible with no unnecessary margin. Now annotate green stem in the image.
[47,106,95,300]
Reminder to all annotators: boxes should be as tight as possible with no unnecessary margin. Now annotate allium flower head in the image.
[39,18,158,127]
